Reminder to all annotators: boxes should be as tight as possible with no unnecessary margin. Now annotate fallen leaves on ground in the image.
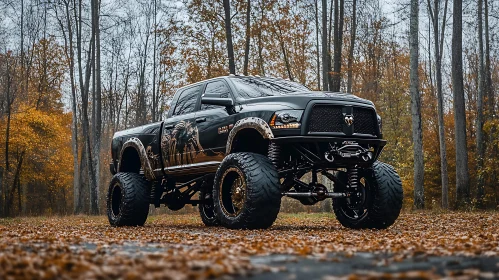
[0,212,498,279]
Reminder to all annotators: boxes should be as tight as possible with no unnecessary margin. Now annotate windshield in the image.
[229,76,310,98]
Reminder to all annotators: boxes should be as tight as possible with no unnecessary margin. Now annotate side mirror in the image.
[201,97,234,107]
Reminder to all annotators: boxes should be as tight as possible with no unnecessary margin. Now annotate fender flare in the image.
[226,117,274,154]
[117,137,156,181]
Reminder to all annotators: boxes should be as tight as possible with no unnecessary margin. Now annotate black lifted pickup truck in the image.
[108,75,403,229]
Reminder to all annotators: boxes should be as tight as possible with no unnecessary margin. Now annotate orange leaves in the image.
[1,212,498,279]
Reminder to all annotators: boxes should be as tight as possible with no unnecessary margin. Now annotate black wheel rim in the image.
[219,167,247,217]
[111,183,122,217]
[339,177,371,221]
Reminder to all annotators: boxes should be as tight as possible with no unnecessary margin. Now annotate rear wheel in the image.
[198,177,219,226]
[107,172,150,227]
[333,161,403,229]
[213,152,282,229]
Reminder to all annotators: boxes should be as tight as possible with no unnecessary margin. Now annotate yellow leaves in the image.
[0,37,71,213]
[0,104,73,191]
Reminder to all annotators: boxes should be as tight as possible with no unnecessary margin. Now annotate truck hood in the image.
[238,91,375,110]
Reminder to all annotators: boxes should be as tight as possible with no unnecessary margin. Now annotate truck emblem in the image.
[344,114,354,126]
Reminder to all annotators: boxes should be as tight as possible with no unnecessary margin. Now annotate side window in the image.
[173,85,201,116]
[201,80,231,111]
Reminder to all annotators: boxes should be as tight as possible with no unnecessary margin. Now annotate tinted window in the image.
[173,85,201,116]
[230,77,309,98]
[201,80,231,110]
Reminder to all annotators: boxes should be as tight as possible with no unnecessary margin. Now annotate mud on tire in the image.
[333,161,403,229]
[213,152,282,229]
[107,172,150,227]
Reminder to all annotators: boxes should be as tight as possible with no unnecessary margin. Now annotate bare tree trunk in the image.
[223,0,236,74]
[137,32,149,126]
[152,0,157,122]
[410,0,424,209]
[276,24,293,81]
[4,58,12,174]
[257,0,265,76]
[60,0,82,214]
[427,0,449,209]
[243,0,251,75]
[476,0,485,207]
[314,0,321,90]
[6,151,24,216]
[484,0,492,116]
[91,0,101,215]
[452,0,470,209]
[331,0,344,92]
[0,167,3,216]
[17,171,21,214]
[3,54,14,216]
[321,0,328,90]
[484,0,496,205]
[74,0,91,215]
[76,0,97,215]
[346,0,356,93]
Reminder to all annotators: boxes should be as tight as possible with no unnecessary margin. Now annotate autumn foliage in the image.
[0,38,73,216]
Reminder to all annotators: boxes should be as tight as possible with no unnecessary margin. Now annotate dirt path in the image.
[0,212,498,279]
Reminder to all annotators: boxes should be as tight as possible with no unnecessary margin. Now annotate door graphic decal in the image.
[161,120,204,166]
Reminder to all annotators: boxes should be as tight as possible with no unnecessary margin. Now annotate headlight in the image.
[377,114,382,133]
[269,110,303,129]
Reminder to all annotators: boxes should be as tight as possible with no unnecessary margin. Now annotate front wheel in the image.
[107,172,150,227]
[333,161,403,229]
[213,152,282,229]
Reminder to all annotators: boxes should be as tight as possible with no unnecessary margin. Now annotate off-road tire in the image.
[107,172,150,227]
[198,177,220,226]
[213,152,281,229]
[333,161,403,229]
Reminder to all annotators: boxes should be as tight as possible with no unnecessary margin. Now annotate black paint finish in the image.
[110,76,383,181]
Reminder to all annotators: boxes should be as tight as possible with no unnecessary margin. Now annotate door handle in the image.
[196,117,206,123]
[164,124,174,129]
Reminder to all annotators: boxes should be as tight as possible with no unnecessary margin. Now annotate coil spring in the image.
[268,143,281,167]
[347,168,359,189]
[150,184,157,202]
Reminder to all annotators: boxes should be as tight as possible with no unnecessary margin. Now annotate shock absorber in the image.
[150,183,158,207]
[347,168,359,190]
[151,180,165,208]
[268,142,281,168]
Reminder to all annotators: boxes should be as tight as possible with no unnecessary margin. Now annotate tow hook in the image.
[325,151,335,162]
[325,142,373,162]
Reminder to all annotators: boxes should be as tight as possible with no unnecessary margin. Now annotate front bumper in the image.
[271,136,386,167]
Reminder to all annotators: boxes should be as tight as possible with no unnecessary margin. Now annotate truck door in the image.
[193,79,235,164]
[161,84,202,168]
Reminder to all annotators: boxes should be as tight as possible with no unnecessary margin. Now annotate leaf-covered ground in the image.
[0,212,498,279]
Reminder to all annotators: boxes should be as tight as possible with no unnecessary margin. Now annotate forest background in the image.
[0,0,497,216]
